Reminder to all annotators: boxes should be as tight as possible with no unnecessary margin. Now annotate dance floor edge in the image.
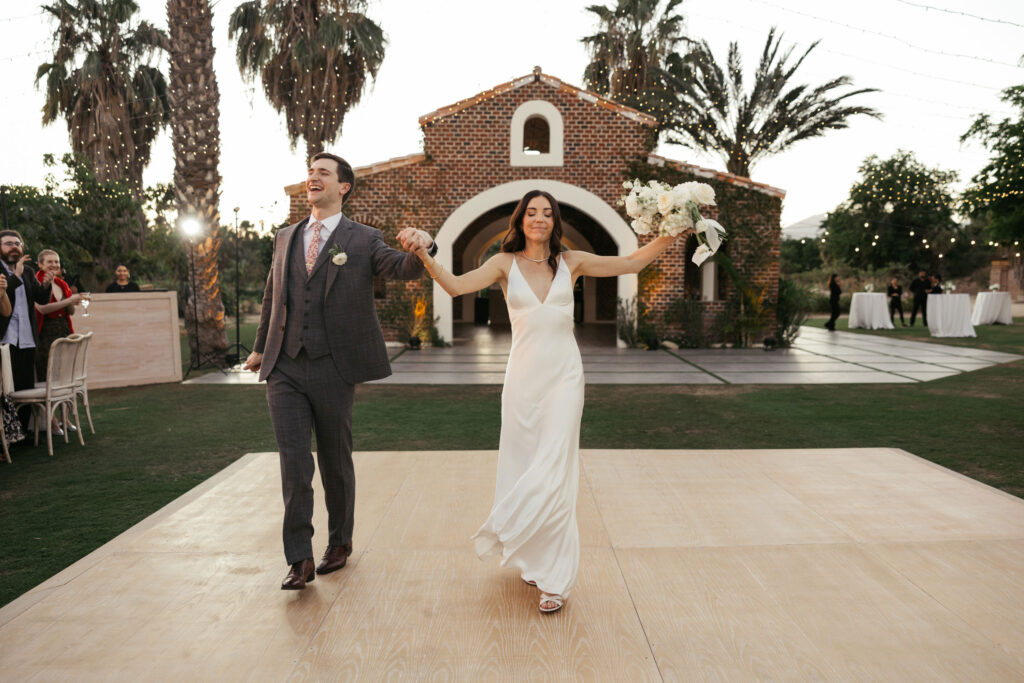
[2,448,1023,681]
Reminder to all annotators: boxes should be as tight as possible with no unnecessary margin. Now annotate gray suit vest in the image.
[283,226,331,359]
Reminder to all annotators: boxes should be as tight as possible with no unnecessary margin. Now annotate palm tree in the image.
[580,0,688,127]
[167,0,228,362]
[664,27,882,178]
[228,0,387,160]
[36,0,170,196]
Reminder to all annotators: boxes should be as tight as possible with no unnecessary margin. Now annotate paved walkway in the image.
[188,325,1021,386]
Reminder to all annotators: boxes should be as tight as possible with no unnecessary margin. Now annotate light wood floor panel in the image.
[292,548,659,681]
[618,547,837,681]
[868,540,1024,670]
[2,448,1023,681]
[742,543,1024,680]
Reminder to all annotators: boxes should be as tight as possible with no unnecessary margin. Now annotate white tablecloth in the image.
[971,291,1013,325]
[928,294,976,337]
[848,292,894,330]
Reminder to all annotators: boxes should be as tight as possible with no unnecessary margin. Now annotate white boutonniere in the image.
[329,245,348,266]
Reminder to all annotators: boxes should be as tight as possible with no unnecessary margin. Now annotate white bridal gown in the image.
[472,256,584,598]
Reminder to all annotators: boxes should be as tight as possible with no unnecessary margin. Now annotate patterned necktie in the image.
[305,220,324,275]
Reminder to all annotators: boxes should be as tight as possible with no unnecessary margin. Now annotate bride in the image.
[413,189,680,613]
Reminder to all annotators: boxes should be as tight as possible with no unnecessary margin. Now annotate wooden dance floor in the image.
[2,448,1023,680]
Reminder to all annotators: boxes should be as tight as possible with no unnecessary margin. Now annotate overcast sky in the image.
[1,0,1021,232]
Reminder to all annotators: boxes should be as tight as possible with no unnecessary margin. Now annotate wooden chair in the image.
[0,344,12,463]
[72,331,95,434]
[10,335,85,456]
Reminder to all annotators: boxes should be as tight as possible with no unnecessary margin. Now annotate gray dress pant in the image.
[266,350,355,565]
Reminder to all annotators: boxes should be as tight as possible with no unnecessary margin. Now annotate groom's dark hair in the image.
[502,190,564,276]
[311,152,355,203]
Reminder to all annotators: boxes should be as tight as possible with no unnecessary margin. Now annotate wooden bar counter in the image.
[69,291,183,389]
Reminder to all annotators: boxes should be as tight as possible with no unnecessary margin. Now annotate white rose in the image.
[692,183,716,206]
[657,191,675,215]
[624,194,640,217]
[631,217,653,235]
[332,252,348,266]
[660,213,687,237]
[692,244,713,266]
[672,184,693,205]
[638,186,657,205]
[622,180,634,189]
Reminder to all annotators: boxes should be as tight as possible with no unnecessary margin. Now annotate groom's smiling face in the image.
[307,158,351,208]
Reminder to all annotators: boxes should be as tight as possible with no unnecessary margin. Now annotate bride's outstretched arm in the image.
[416,250,508,298]
[570,235,677,278]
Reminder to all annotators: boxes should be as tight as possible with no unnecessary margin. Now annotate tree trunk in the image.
[306,137,320,165]
[167,0,228,365]
[725,147,751,178]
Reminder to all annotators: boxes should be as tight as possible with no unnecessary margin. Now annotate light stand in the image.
[223,207,250,368]
[182,218,220,377]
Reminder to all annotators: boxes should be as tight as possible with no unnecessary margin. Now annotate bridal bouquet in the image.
[620,179,727,265]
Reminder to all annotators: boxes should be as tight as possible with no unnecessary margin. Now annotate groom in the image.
[244,151,435,589]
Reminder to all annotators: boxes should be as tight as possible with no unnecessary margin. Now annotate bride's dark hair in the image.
[501,190,564,275]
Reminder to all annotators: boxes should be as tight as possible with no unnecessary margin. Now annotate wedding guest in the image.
[105,264,140,293]
[887,277,906,326]
[930,275,943,294]
[909,270,929,326]
[825,273,842,331]
[0,230,54,394]
[34,249,83,381]
[0,273,19,445]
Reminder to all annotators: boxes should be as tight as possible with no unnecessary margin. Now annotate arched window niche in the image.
[509,100,564,167]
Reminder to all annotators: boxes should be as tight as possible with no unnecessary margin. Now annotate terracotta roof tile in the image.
[283,153,428,195]
[418,69,658,128]
[646,154,786,199]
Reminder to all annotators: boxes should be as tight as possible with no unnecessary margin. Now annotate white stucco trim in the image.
[509,100,564,167]
[434,180,638,347]
[701,261,717,302]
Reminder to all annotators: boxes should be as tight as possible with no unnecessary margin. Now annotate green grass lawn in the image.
[2,323,1022,607]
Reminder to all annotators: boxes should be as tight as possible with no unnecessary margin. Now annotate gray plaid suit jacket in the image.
[253,215,425,384]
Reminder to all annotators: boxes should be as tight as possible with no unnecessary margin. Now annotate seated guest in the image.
[34,249,83,381]
[105,264,140,293]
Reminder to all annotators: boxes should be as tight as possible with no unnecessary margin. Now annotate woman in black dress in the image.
[887,277,906,326]
[825,273,842,331]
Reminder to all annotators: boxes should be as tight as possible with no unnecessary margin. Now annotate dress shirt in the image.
[1,262,36,348]
[302,212,342,258]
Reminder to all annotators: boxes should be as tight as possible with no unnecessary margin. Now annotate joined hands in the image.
[396,227,433,254]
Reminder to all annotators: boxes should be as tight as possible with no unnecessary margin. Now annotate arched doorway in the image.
[433,180,638,347]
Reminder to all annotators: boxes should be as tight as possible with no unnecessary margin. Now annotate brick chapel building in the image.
[285,68,785,346]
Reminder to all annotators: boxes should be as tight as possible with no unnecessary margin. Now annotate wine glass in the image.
[80,293,91,317]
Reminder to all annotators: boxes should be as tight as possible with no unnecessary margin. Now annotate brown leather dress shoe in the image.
[316,543,353,575]
[281,559,315,590]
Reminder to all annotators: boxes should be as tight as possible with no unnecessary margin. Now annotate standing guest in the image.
[105,264,140,293]
[34,249,84,382]
[909,270,929,326]
[824,273,842,331]
[929,275,943,294]
[0,273,23,446]
[887,277,906,326]
[0,230,54,395]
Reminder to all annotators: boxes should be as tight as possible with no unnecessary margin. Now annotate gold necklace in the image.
[519,251,550,263]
